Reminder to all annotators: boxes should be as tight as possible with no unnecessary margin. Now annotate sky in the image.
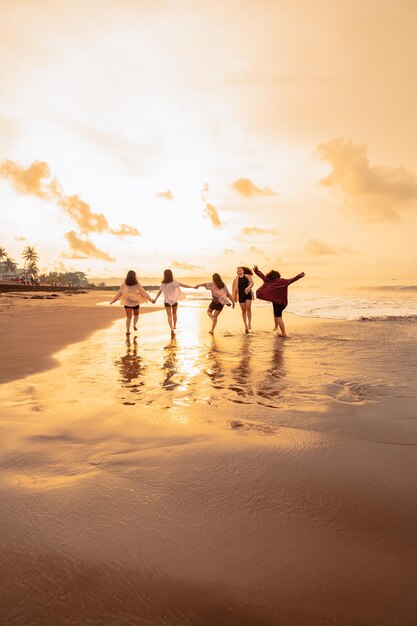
[1,0,417,282]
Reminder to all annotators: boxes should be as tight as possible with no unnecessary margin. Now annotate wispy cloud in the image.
[224,248,234,255]
[0,159,140,236]
[155,190,174,201]
[250,246,263,254]
[317,138,417,220]
[63,231,115,261]
[204,203,222,228]
[172,260,202,270]
[14,235,27,242]
[241,226,277,236]
[304,239,339,256]
[231,178,277,198]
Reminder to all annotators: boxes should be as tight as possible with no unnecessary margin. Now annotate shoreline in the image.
[0,290,162,384]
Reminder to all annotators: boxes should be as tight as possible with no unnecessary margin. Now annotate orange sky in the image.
[1,0,416,281]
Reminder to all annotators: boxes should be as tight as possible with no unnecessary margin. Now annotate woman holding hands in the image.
[194,273,234,335]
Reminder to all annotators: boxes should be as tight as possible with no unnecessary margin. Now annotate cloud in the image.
[63,231,115,261]
[57,194,110,234]
[172,260,202,270]
[304,239,339,256]
[14,236,27,242]
[224,248,234,255]
[110,223,141,237]
[250,246,263,254]
[204,203,222,228]
[317,138,417,221]
[155,190,174,201]
[241,226,277,236]
[0,160,56,199]
[231,178,277,198]
[0,159,140,236]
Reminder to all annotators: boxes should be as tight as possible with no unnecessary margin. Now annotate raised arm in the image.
[226,287,235,308]
[253,265,268,282]
[284,272,305,286]
[193,283,206,289]
[110,285,123,304]
[179,282,193,288]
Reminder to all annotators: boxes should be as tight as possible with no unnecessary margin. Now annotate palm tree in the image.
[4,257,17,275]
[22,245,39,276]
[0,246,8,277]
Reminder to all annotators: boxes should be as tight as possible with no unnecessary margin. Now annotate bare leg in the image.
[246,300,252,330]
[272,308,278,330]
[239,303,248,332]
[133,312,139,331]
[166,307,173,330]
[173,307,178,329]
[276,316,287,336]
[125,308,132,334]
[207,307,214,322]
[209,309,221,334]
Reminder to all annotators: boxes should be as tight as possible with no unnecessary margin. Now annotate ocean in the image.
[148,283,417,322]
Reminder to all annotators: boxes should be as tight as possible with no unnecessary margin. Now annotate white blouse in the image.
[113,282,151,307]
[160,281,185,305]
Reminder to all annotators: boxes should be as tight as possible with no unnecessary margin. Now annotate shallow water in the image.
[1,304,417,625]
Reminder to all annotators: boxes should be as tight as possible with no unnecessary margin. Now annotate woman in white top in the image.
[194,273,234,335]
[111,270,152,335]
[152,269,193,333]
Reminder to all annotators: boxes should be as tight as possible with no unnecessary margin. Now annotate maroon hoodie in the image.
[254,267,304,306]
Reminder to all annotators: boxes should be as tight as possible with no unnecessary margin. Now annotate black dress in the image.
[238,276,253,303]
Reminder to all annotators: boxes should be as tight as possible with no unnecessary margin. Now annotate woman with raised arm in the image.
[232,266,254,333]
[253,265,305,337]
[194,273,234,335]
[152,269,193,334]
[110,270,153,335]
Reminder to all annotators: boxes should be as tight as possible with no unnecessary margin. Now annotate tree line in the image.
[0,245,88,287]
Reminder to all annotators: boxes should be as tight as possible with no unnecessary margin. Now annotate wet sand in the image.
[1,297,417,625]
[0,290,161,383]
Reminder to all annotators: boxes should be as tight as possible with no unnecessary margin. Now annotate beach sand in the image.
[1,293,416,625]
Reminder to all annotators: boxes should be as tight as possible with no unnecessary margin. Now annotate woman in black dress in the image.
[232,266,254,333]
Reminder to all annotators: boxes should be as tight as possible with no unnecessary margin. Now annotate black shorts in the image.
[209,300,224,312]
[273,303,286,317]
[164,302,178,310]
[238,292,253,304]
[124,305,139,311]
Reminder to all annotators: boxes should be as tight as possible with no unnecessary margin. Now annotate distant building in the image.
[0,266,25,280]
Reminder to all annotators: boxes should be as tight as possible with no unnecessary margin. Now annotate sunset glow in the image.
[1,0,416,281]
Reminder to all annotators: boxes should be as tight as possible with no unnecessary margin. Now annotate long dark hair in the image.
[212,273,225,289]
[125,270,138,286]
[266,270,281,280]
[162,269,174,284]
[239,266,253,276]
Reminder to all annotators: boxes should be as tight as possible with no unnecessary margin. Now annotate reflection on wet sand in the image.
[162,335,179,390]
[257,336,286,406]
[114,336,147,405]
[204,337,225,390]
[229,335,254,402]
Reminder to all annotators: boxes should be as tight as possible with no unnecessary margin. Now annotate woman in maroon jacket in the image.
[253,265,305,336]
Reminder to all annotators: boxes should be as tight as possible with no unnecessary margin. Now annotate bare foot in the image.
[245,328,249,334]
[133,326,138,331]
[126,332,130,335]
[209,330,214,335]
